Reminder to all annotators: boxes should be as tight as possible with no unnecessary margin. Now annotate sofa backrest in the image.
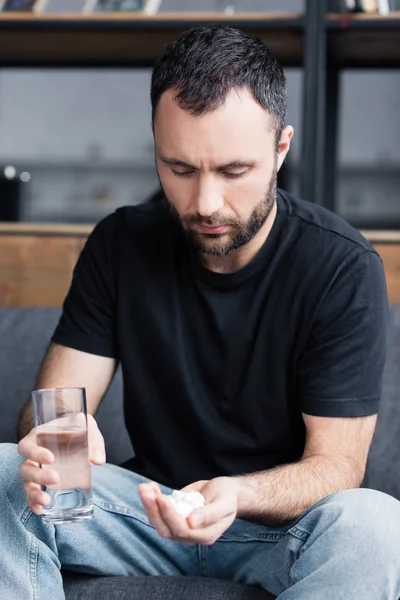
[366,305,400,499]
[0,306,399,499]
[0,307,133,466]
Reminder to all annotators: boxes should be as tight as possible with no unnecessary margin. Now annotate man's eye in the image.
[224,171,248,179]
[172,169,194,177]
[171,169,248,178]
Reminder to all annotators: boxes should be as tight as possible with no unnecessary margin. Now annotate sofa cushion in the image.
[366,304,400,500]
[63,574,275,600]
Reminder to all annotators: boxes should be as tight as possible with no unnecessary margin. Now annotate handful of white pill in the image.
[169,490,205,519]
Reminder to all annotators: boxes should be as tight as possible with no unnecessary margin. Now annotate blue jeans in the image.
[1,442,400,600]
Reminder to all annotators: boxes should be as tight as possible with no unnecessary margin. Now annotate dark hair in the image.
[151,26,287,145]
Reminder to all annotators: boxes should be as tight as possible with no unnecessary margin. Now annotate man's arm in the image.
[231,252,386,527]
[234,413,377,526]
[138,414,378,545]
[17,342,117,439]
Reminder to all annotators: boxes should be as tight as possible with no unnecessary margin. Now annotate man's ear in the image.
[277,125,294,171]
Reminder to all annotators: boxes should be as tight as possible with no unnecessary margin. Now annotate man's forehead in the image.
[155,88,274,131]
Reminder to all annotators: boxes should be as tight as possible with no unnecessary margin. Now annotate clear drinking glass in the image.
[31,387,94,525]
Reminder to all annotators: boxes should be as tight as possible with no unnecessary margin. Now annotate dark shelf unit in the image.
[0,13,305,67]
[0,10,314,221]
[327,13,400,68]
[0,7,398,227]
[319,9,400,227]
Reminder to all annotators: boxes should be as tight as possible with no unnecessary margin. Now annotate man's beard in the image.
[162,164,277,257]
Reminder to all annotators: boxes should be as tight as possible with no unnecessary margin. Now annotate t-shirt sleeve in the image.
[51,212,119,359]
[298,250,388,417]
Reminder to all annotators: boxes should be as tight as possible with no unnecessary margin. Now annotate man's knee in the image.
[0,442,23,470]
[314,488,400,556]
[0,442,25,498]
[329,488,400,523]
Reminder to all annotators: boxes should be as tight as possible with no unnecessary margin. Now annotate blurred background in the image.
[0,0,399,228]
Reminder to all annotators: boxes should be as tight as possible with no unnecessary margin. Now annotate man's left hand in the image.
[138,476,239,546]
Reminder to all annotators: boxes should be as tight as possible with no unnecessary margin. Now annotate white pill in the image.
[169,490,205,518]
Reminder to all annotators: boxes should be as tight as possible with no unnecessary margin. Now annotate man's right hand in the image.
[17,414,106,515]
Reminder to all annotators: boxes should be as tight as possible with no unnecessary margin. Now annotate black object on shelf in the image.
[1,0,36,10]
[0,168,30,221]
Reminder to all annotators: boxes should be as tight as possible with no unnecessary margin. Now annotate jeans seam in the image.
[216,536,286,545]
[21,505,33,526]
[286,526,311,588]
[8,492,39,600]
[93,498,153,529]
[197,545,208,577]
[219,532,287,542]
[286,525,310,543]
[28,532,39,600]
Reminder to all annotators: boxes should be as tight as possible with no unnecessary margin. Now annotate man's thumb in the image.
[90,447,106,465]
[87,416,106,465]
[180,480,208,494]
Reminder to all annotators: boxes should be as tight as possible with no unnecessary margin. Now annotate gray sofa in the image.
[1,306,400,600]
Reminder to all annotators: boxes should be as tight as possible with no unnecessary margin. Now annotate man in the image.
[1,25,400,600]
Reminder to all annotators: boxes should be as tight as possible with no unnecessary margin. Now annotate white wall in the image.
[339,71,400,166]
[0,70,154,163]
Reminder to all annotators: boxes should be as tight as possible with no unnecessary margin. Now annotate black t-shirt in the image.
[52,189,388,490]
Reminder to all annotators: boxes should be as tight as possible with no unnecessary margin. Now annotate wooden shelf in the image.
[0,224,400,306]
[1,12,399,68]
[362,230,400,244]
[0,12,302,23]
[0,222,93,236]
[1,222,399,244]
[327,13,400,67]
[0,12,304,67]
[328,12,400,25]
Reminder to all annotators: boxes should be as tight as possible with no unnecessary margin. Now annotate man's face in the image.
[153,88,287,256]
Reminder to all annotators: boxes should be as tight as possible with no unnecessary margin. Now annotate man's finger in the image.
[180,480,208,494]
[18,437,54,465]
[139,485,172,538]
[23,480,41,497]
[190,516,235,546]
[87,416,106,465]
[31,489,51,508]
[188,500,235,530]
[24,481,51,512]
[157,495,233,545]
[20,461,59,487]
[30,502,44,516]
[156,494,191,539]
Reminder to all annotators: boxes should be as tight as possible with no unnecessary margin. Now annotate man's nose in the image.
[194,179,224,217]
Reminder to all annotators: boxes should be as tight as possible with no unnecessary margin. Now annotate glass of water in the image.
[31,387,93,525]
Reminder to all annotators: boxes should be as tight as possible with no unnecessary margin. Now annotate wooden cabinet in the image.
[374,245,400,304]
[0,225,89,306]
[0,227,399,307]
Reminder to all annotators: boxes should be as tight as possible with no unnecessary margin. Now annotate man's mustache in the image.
[181,216,239,227]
